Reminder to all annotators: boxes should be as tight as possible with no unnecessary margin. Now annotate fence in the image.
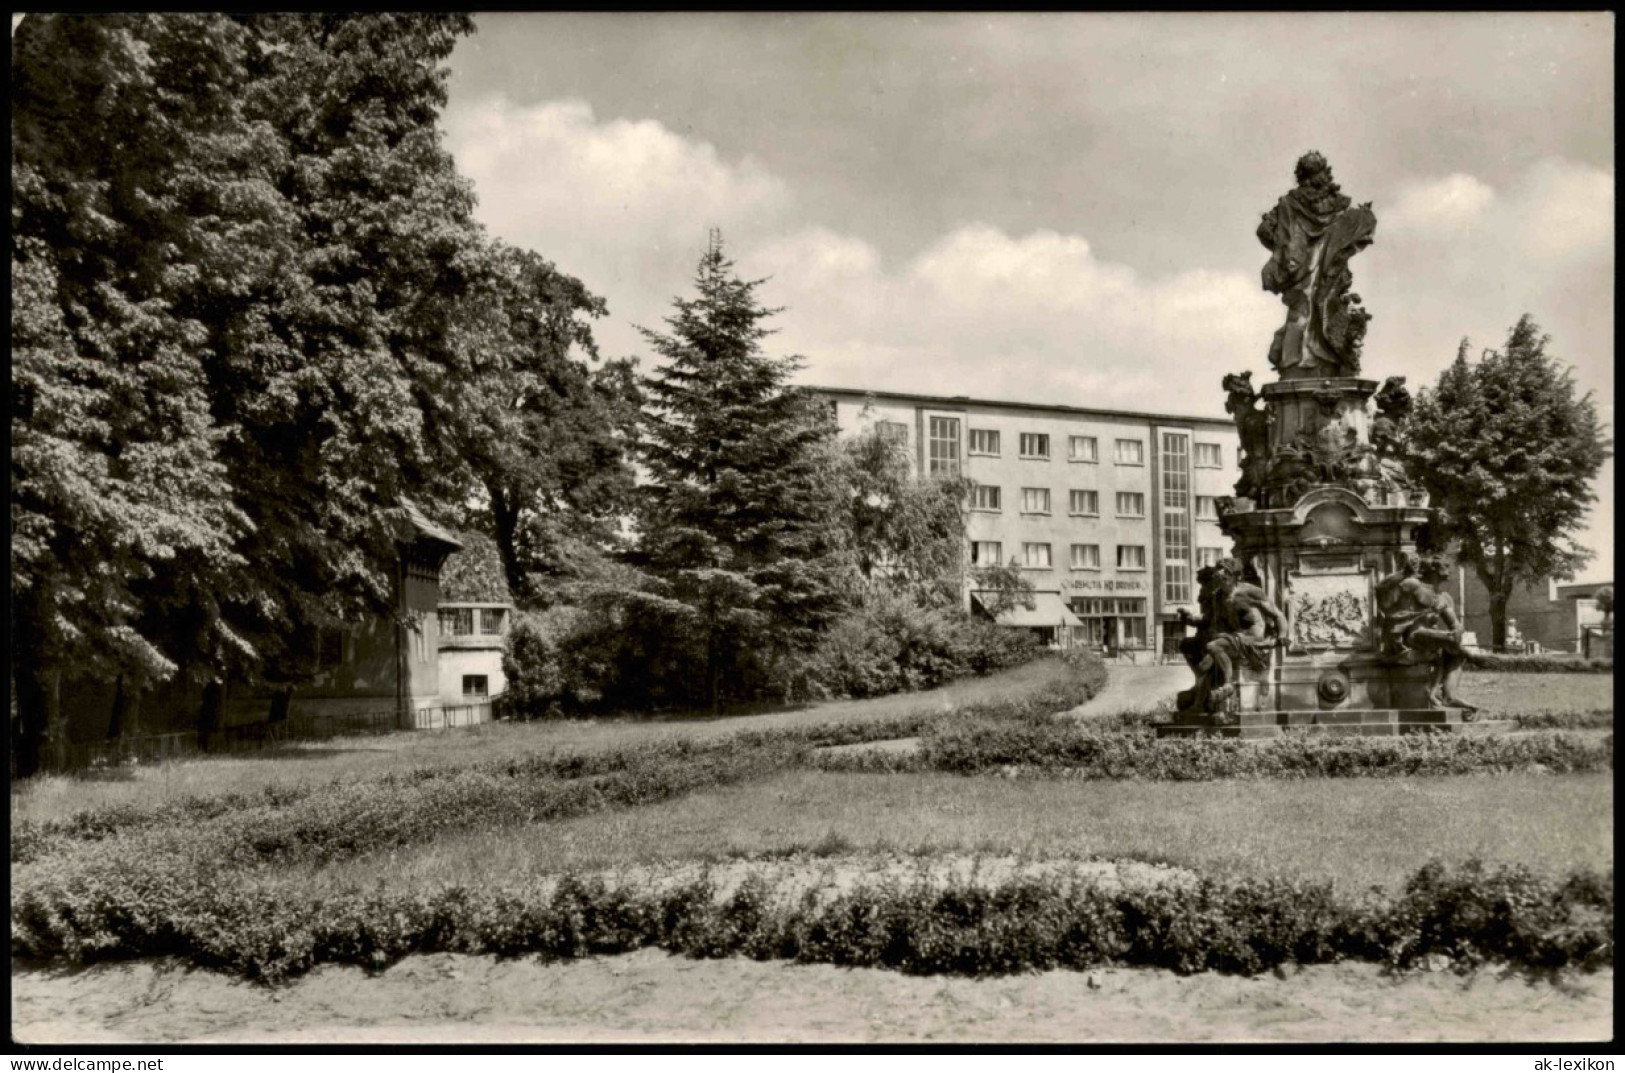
[24,698,498,777]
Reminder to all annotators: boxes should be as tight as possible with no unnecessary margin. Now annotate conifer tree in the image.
[637,235,849,711]
[1407,316,1611,648]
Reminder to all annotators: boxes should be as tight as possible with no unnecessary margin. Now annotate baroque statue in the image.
[1375,553,1477,712]
[1223,371,1272,503]
[1177,557,1288,720]
[1257,152,1377,378]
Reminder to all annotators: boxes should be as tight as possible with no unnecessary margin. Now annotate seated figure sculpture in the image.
[1375,553,1477,713]
[1177,558,1288,721]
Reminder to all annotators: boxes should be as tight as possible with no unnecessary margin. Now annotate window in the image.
[462,675,489,698]
[971,540,1003,566]
[1069,435,1098,462]
[1160,431,1191,605]
[877,420,909,445]
[439,608,474,637]
[1165,563,1192,604]
[1114,438,1144,465]
[971,484,1001,511]
[1195,442,1223,468]
[1069,543,1101,570]
[1117,544,1146,570]
[928,416,961,475]
[1121,616,1148,648]
[1019,432,1050,458]
[479,608,506,634]
[1197,547,1225,568]
[1196,496,1218,521]
[1115,491,1145,517]
[1021,487,1051,514]
[1022,542,1052,569]
[1068,489,1099,516]
[969,428,1000,455]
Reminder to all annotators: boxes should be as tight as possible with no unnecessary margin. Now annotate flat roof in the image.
[805,384,1233,428]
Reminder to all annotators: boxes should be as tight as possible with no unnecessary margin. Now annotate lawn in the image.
[1457,669,1613,715]
[278,769,1613,895]
[12,657,1075,825]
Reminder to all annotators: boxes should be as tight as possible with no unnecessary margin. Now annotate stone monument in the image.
[1159,152,1510,739]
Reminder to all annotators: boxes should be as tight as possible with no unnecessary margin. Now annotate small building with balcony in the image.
[435,602,511,708]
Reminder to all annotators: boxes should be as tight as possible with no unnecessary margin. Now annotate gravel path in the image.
[1061,662,1187,720]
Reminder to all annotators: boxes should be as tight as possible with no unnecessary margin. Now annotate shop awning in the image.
[971,590,1082,629]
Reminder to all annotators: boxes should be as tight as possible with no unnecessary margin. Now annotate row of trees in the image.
[11,15,638,773]
[11,17,1606,769]
[11,14,993,763]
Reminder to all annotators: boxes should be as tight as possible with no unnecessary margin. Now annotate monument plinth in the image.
[1159,153,1512,739]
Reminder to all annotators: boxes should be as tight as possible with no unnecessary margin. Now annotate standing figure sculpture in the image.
[1177,558,1289,720]
[1223,371,1273,503]
[1256,152,1377,378]
[1375,553,1477,713]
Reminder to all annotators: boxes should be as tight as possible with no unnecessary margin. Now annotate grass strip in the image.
[14,651,1110,864]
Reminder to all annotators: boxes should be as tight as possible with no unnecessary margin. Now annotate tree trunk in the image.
[1489,592,1510,650]
[267,686,292,724]
[12,662,57,779]
[106,675,128,740]
[489,484,526,600]
[197,680,223,752]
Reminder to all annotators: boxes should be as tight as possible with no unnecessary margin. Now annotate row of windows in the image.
[438,608,508,636]
[972,487,1222,520]
[971,541,1228,571]
[890,417,1226,473]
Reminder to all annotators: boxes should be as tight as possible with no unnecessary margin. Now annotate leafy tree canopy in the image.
[1406,315,1611,646]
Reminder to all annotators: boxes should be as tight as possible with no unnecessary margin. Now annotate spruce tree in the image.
[637,235,848,711]
[1407,315,1611,648]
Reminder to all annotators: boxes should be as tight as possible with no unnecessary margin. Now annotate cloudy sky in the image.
[442,12,1614,581]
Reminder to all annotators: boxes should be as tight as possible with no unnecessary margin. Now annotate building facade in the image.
[1455,570,1612,655]
[435,601,511,709]
[816,387,1243,655]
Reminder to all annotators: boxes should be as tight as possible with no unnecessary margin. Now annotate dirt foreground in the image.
[13,953,1610,1045]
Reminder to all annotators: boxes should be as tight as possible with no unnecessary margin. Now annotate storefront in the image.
[1067,596,1149,652]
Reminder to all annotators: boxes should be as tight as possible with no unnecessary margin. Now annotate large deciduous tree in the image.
[835,415,970,608]
[10,14,490,771]
[425,241,639,603]
[636,236,849,711]
[1406,316,1611,648]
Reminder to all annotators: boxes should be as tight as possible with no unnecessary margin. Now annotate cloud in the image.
[1385,173,1496,236]
[444,95,792,321]
[1382,159,1613,268]
[1510,157,1614,265]
[750,224,1278,415]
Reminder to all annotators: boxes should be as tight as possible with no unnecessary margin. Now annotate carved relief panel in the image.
[1286,567,1374,652]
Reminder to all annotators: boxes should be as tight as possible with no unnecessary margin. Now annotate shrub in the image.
[1469,653,1613,674]
[816,725,1614,780]
[1514,709,1613,731]
[12,856,1610,983]
[796,590,1044,700]
[500,610,568,719]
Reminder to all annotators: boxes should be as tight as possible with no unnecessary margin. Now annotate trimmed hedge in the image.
[813,726,1614,779]
[1514,709,1613,731]
[12,857,1609,983]
[1469,653,1613,674]
[13,738,805,867]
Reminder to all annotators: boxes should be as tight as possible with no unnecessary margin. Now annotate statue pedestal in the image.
[1166,477,1499,736]
[1155,709,1515,739]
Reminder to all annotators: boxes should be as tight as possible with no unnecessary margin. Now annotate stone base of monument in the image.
[1154,708,1515,740]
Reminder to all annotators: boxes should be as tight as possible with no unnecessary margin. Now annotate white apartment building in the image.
[816,387,1242,656]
